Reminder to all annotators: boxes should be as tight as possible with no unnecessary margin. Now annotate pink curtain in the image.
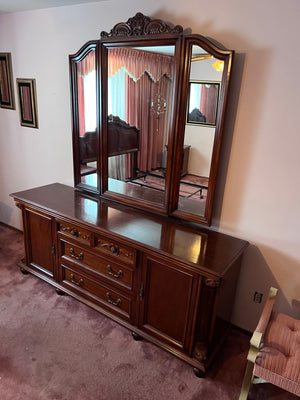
[77,50,95,137]
[200,85,218,124]
[125,73,172,176]
[108,48,174,178]
[77,51,95,76]
[77,76,85,136]
[108,48,174,82]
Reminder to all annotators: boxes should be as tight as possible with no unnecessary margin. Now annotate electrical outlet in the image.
[253,291,263,303]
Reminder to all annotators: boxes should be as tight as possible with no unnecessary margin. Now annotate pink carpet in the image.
[0,224,296,399]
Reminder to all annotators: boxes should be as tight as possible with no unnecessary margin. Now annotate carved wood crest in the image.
[101,12,183,38]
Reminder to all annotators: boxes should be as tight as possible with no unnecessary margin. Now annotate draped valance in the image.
[108,48,174,82]
[77,50,96,76]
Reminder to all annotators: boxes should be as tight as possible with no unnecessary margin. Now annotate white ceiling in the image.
[0,0,106,15]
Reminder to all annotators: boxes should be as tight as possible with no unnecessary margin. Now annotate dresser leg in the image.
[55,288,65,296]
[20,267,29,275]
[193,367,206,378]
[131,332,143,341]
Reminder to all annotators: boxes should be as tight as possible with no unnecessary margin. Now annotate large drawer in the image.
[61,264,136,324]
[59,239,136,292]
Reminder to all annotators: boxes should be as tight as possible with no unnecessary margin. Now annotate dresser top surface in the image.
[11,183,248,276]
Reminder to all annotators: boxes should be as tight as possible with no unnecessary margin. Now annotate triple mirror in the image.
[70,13,233,225]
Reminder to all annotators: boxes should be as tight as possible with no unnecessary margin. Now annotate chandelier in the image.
[151,93,167,118]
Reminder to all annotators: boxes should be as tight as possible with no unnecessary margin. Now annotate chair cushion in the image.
[254,312,300,396]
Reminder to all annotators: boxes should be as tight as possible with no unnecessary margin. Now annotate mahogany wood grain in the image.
[12,183,247,276]
[11,183,248,375]
[23,207,56,279]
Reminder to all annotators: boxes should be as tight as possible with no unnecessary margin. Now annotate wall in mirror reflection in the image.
[177,46,223,216]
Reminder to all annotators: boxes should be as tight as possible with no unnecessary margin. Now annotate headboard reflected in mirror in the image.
[69,12,234,225]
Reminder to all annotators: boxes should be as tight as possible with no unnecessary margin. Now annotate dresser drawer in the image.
[59,239,135,292]
[61,265,136,323]
[94,234,137,266]
[57,220,91,244]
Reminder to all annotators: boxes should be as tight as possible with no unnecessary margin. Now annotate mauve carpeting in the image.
[0,224,296,400]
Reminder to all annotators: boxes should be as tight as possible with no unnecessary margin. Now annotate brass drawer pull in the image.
[70,229,78,236]
[107,265,123,278]
[110,245,117,253]
[70,273,84,287]
[69,247,84,260]
[106,292,122,307]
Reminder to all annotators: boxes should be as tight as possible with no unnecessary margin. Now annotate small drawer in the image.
[61,266,135,323]
[94,234,136,266]
[57,220,91,244]
[60,240,135,291]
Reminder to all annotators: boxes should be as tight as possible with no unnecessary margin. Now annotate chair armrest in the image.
[247,287,278,363]
[255,287,278,334]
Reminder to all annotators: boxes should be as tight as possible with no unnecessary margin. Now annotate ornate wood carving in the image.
[101,12,183,38]
[193,341,208,362]
[60,224,90,241]
[203,277,221,288]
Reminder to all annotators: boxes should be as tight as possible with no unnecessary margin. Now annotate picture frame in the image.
[186,80,220,127]
[16,78,39,128]
[0,52,15,109]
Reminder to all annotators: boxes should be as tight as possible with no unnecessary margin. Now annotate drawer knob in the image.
[110,246,117,253]
[106,292,122,307]
[70,273,84,287]
[70,229,78,236]
[70,248,84,260]
[107,265,123,278]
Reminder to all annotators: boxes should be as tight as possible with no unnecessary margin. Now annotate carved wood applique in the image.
[101,12,183,38]
[96,237,136,264]
[60,223,90,242]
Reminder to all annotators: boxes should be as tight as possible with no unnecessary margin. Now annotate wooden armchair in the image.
[239,287,300,399]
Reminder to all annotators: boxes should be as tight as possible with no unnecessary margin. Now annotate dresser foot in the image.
[20,267,29,275]
[193,367,206,378]
[132,332,143,341]
[55,288,65,296]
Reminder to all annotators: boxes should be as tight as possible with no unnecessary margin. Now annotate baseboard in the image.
[230,323,251,337]
[0,221,23,234]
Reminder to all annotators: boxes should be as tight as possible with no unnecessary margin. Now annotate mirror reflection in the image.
[187,81,220,126]
[76,49,97,188]
[107,45,176,204]
[177,45,224,216]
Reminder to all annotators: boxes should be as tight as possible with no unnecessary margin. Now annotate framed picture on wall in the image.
[16,78,39,128]
[186,81,220,127]
[0,52,15,109]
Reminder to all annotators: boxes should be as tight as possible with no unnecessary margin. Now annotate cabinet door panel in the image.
[24,208,55,278]
[139,254,199,352]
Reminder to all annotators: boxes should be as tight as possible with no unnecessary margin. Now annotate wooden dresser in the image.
[11,183,248,376]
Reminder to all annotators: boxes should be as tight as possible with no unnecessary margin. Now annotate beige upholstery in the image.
[239,287,300,399]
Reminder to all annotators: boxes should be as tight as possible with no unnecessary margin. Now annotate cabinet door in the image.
[23,207,56,279]
[139,254,200,353]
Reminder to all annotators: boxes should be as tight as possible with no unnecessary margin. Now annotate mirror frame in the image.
[170,34,233,224]
[69,40,99,194]
[99,36,183,215]
[69,13,234,226]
